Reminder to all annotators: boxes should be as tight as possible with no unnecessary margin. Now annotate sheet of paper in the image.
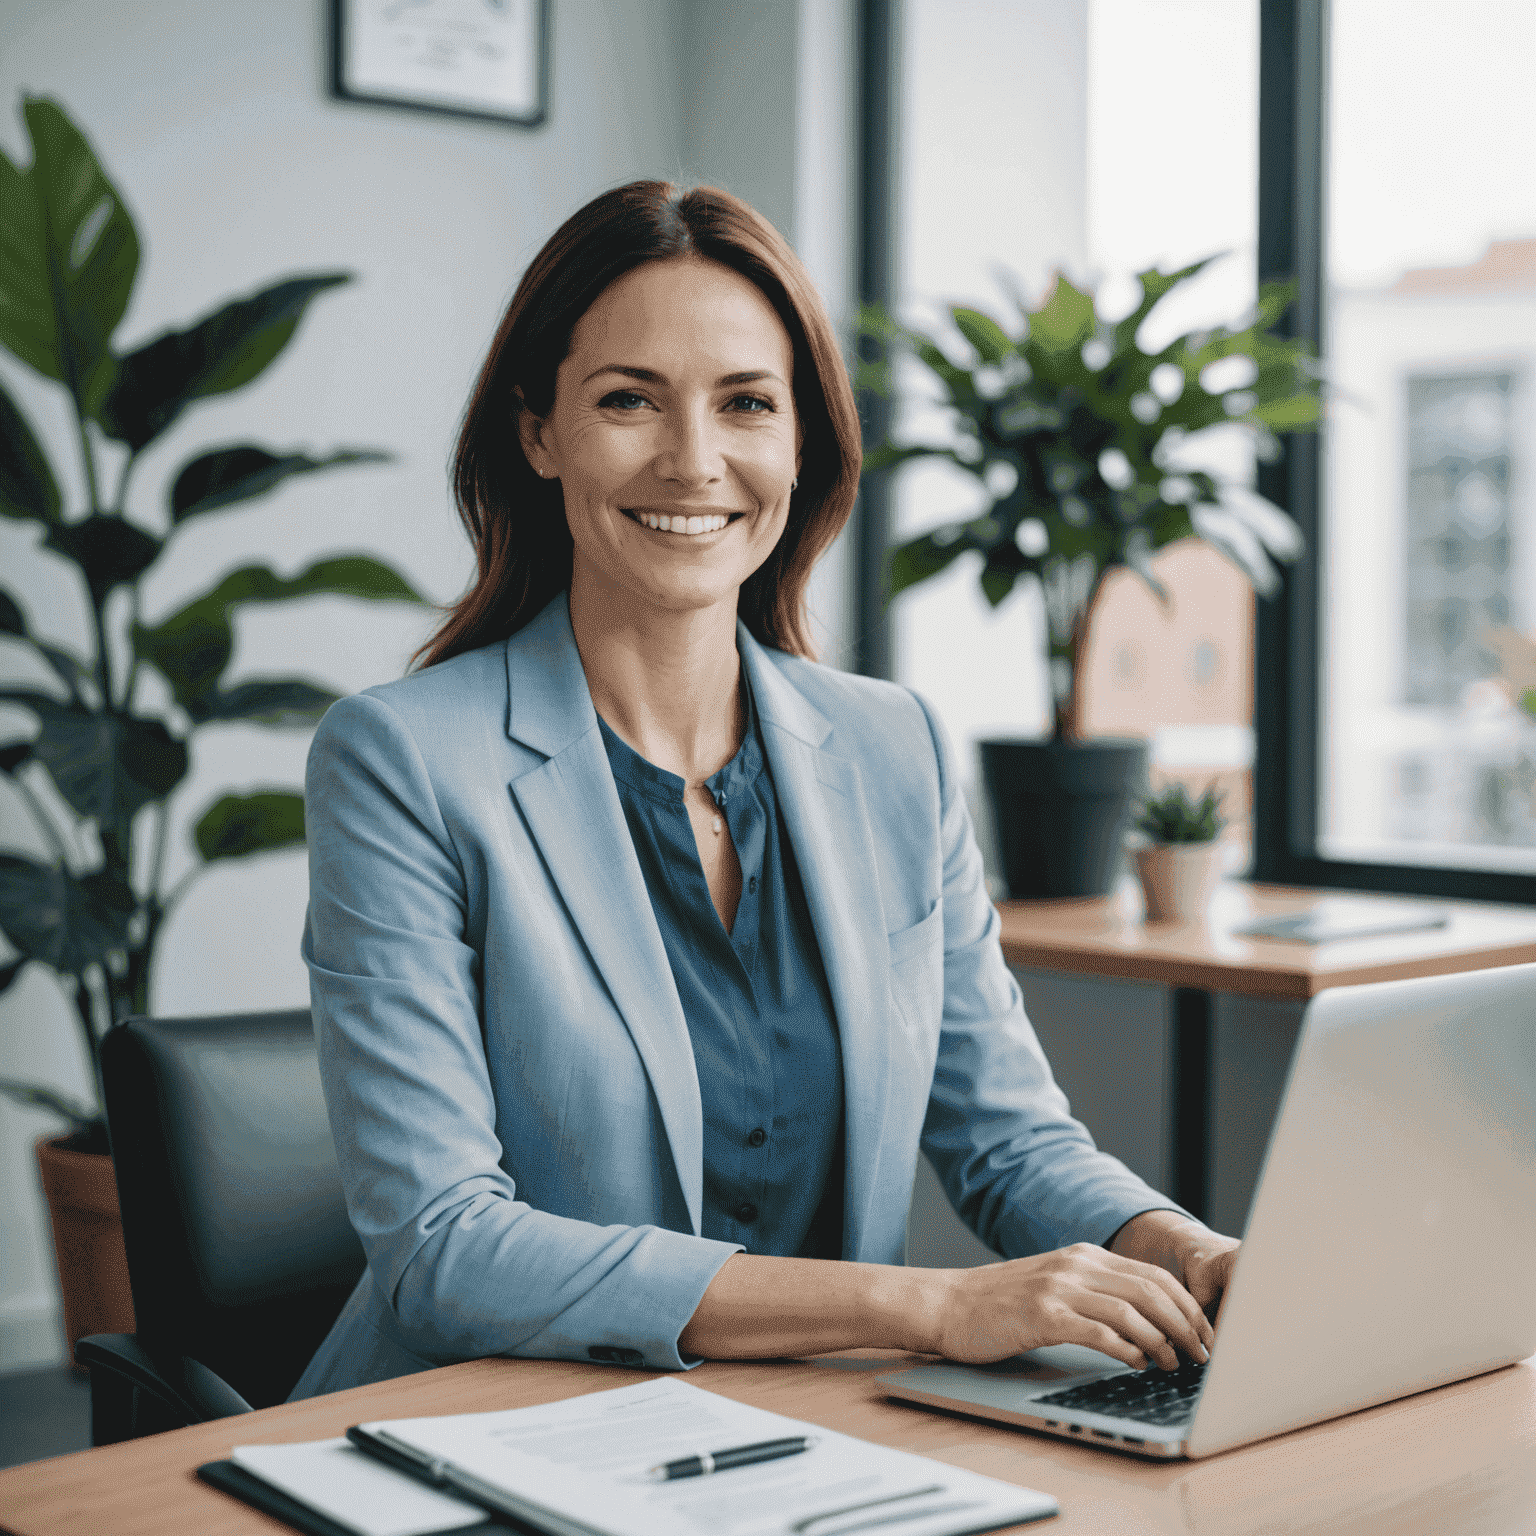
[363,1376,1057,1536]
[230,1437,489,1536]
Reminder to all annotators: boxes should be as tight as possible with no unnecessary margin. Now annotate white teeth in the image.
[635,512,733,535]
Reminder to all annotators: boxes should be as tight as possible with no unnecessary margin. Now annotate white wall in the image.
[0,0,857,1371]
[891,0,1091,764]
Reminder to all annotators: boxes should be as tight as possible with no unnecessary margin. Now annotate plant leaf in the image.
[1111,255,1228,356]
[96,273,351,450]
[37,642,92,698]
[951,306,1013,364]
[135,554,421,717]
[43,514,162,605]
[0,378,62,523]
[0,854,135,973]
[888,532,971,597]
[1251,394,1321,430]
[27,703,189,827]
[0,589,25,635]
[131,607,232,713]
[170,445,391,525]
[0,100,139,412]
[199,679,341,726]
[1028,273,1096,355]
[166,555,426,616]
[193,790,306,862]
[0,1077,99,1131]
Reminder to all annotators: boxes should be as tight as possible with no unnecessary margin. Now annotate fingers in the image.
[1059,1314,1156,1373]
[1076,1291,1192,1372]
[1092,1253,1212,1360]
[1180,1235,1242,1314]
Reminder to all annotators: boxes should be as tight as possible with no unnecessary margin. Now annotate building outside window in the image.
[1319,2,1536,881]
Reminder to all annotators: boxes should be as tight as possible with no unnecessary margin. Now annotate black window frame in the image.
[1252,0,1536,904]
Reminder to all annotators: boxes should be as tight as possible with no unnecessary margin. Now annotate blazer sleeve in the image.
[910,692,1191,1256]
[302,692,740,1372]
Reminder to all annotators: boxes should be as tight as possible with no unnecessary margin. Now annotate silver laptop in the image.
[880,961,1536,1459]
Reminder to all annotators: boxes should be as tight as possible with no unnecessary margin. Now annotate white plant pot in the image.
[1134,840,1225,923]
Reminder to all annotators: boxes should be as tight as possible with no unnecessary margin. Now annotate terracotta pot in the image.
[1134,840,1225,922]
[34,1135,136,1369]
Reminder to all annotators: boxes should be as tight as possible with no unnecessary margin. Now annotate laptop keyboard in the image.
[1034,1359,1207,1427]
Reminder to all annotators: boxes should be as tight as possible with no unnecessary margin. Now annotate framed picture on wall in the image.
[331,0,550,128]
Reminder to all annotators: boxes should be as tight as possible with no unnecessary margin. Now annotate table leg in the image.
[1170,987,1213,1221]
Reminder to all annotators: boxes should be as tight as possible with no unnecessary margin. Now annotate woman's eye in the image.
[599,390,650,411]
[728,394,774,413]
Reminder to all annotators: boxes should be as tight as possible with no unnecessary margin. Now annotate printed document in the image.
[363,1377,1053,1535]
[237,1376,1056,1536]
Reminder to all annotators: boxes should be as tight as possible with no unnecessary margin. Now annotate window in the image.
[1254,0,1536,900]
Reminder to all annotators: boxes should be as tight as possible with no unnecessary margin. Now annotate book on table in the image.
[199,1375,1058,1536]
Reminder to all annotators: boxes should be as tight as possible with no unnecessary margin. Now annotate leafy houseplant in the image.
[0,96,425,1160]
[1133,782,1226,845]
[1131,783,1228,923]
[859,257,1322,896]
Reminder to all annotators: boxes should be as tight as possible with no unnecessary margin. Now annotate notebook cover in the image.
[1233,905,1449,944]
[196,1461,503,1536]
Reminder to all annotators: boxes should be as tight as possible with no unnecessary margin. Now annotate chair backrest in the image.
[101,1010,366,1410]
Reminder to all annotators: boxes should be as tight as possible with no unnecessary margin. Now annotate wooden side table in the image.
[996,881,1536,1222]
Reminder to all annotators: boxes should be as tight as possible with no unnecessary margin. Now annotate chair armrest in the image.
[76,1333,253,1443]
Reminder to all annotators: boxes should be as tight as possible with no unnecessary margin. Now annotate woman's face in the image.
[519,256,802,620]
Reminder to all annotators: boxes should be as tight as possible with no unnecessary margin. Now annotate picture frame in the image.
[330,0,550,129]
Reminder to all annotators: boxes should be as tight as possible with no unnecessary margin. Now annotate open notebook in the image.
[200,1376,1057,1536]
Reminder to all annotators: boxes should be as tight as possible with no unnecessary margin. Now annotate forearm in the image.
[1107,1208,1203,1272]
[676,1253,951,1359]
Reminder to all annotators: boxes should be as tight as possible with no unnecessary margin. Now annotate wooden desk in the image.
[2,1352,1533,1536]
[996,880,1536,1000]
[996,882,1536,1222]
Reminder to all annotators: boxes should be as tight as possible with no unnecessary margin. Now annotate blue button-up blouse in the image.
[598,690,845,1259]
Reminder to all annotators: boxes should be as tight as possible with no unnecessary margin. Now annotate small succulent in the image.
[1133,782,1226,845]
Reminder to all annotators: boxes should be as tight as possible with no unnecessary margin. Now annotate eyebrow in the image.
[582,364,786,388]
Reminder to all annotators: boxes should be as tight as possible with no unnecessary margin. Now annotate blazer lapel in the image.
[740,629,894,1261]
[501,596,704,1232]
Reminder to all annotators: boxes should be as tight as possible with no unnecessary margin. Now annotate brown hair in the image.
[416,181,862,669]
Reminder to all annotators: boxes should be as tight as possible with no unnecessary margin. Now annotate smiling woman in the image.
[421,181,858,669]
[288,181,1238,1404]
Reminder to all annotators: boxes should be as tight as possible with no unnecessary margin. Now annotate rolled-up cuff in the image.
[581,1226,744,1372]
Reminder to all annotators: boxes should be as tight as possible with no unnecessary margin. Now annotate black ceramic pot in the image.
[979,737,1149,899]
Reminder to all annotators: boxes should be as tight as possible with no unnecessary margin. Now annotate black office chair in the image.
[77,1009,366,1445]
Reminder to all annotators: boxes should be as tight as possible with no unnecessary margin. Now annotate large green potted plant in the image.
[0,97,425,1356]
[859,258,1321,897]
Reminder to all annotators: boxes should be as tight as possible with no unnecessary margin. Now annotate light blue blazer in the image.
[289,593,1170,1399]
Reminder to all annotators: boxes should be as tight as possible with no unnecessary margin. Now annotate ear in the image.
[515,388,555,478]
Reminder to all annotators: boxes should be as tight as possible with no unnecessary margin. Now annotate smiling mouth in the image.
[623,509,744,537]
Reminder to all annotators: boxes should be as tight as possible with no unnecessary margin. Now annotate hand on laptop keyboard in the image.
[923,1242,1214,1373]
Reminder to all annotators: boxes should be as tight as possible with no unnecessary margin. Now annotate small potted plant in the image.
[859,257,1321,897]
[1131,782,1227,922]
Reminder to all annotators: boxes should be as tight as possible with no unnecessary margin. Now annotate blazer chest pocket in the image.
[887,902,944,1053]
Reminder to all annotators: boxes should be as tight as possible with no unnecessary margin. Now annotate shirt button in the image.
[747,1127,766,1148]
[734,1201,758,1224]
[748,875,758,894]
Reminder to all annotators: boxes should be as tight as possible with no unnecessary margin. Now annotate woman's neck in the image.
[568,565,746,786]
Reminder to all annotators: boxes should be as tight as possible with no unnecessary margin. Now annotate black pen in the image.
[646,1435,818,1481]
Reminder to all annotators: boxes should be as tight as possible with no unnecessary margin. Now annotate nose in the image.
[655,401,724,488]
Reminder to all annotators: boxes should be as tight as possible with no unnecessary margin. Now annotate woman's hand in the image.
[921,1243,1215,1371]
[1109,1209,1241,1323]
